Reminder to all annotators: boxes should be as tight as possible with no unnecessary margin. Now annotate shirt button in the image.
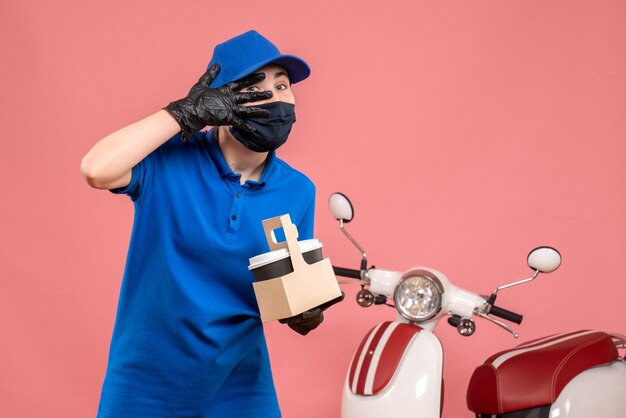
[236,192,241,198]
[231,215,237,220]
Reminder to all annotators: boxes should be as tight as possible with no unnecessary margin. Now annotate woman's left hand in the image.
[279,308,324,336]
[279,292,345,336]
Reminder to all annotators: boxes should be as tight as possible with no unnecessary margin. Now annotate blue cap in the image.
[207,30,311,88]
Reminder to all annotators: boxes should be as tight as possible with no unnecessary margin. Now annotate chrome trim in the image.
[339,219,367,277]
[393,269,444,322]
[492,269,539,297]
[457,318,476,336]
[611,334,626,361]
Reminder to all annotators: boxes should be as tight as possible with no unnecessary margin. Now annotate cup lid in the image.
[248,239,322,270]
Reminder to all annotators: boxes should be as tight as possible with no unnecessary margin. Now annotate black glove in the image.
[279,292,345,336]
[279,307,325,336]
[164,64,272,141]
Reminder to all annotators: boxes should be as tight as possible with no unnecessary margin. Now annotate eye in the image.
[276,83,288,91]
[247,85,260,92]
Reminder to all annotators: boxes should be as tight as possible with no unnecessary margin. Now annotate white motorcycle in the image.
[328,192,626,418]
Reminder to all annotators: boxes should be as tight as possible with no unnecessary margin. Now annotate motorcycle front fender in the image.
[341,321,444,418]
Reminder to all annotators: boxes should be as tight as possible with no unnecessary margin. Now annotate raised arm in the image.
[80,64,272,190]
[81,110,180,190]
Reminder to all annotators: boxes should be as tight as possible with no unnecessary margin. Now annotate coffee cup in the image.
[248,239,323,281]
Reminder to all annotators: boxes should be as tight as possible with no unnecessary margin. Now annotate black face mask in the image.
[230,101,296,153]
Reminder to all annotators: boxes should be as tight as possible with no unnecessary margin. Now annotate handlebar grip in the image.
[332,266,362,279]
[490,305,523,325]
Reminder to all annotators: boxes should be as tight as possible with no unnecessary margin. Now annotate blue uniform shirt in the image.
[98,129,315,418]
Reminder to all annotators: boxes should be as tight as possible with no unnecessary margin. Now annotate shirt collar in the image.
[205,129,276,188]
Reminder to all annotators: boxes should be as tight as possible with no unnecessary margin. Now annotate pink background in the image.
[2,1,625,417]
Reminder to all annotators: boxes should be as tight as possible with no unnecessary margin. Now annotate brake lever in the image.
[474,310,519,338]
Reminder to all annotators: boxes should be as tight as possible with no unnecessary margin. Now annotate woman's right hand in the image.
[164,64,272,141]
[82,65,271,190]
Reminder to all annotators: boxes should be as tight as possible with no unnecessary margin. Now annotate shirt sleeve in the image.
[108,133,183,203]
[108,156,151,202]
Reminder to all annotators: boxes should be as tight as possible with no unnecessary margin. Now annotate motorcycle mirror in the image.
[492,246,562,298]
[527,246,562,273]
[328,192,367,266]
[329,192,354,223]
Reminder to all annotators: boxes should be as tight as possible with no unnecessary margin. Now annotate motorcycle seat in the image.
[466,330,619,415]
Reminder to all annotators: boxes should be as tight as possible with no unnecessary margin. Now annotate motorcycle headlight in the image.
[393,270,444,322]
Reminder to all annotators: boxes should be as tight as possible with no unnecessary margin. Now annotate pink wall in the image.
[2,0,625,417]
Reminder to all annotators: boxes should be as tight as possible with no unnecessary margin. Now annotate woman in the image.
[81,30,322,418]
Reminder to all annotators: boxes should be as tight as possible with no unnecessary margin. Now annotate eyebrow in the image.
[251,70,290,83]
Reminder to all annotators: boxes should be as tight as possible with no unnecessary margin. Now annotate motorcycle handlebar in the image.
[332,265,524,326]
[490,305,523,325]
[333,266,362,279]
